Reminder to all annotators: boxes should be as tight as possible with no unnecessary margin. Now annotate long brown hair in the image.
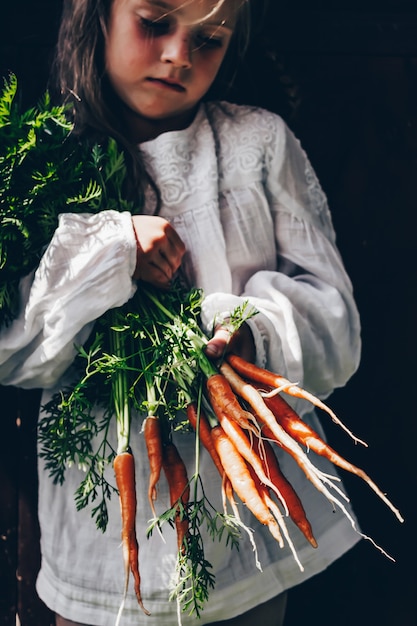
[51,0,150,204]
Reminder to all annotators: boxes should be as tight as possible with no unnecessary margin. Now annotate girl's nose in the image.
[160,29,192,69]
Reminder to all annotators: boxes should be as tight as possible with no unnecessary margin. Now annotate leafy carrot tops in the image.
[0,73,136,328]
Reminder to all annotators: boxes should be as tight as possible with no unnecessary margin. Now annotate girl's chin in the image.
[122,103,198,140]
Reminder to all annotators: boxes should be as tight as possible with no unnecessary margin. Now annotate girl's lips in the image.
[147,77,185,92]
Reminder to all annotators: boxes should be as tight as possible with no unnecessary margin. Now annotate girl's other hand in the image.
[132,215,185,288]
[205,322,256,363]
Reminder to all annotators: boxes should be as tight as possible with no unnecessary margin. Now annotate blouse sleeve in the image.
[201,114,361,401]
[0,210,137,389]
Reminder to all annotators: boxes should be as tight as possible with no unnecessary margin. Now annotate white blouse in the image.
[0,102,362,625]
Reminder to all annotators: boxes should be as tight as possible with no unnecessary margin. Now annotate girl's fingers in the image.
[143,260,174,287]
[205,323,255,362]
[205,327,232,359]
[132,216,185,285]
[158,235,184,275]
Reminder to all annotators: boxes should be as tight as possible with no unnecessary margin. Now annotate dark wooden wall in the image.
[1,2,416,625]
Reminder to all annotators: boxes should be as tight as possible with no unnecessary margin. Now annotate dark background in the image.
[1,1,416,625]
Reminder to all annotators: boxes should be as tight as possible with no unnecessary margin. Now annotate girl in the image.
[0,0,362,624]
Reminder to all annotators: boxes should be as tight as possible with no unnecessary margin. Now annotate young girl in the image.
[0,0,362,624]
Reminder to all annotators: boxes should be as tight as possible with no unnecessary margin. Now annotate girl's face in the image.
[105,0,237,141]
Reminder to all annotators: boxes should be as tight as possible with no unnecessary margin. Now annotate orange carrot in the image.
[263,392,404,523]
[143,415,163,518]
[245,462,283,548]
[210,425,283,545]
[162,441,190,553]
[252,436,317,547]
[206,373,258,433]
[113,451,150,616]
[209,394,288,513]
[187,402,240,518]
[245,458,307,571]
[226,353,367,446]
[186,403,225,477]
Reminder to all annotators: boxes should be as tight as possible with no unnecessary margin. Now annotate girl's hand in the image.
[205,322,256,363]
[132,215,185,288]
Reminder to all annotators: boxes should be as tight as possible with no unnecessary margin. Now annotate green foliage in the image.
[171,501,241,617]
[148,488,241,617]
[0,73,136,327]
[38,281,208,502]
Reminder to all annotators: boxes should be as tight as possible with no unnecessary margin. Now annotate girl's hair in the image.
[51,0,253,204]
[204,0,252,101]
[51,0,150,203]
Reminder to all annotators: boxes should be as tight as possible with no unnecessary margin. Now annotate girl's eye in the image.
[139,16,170,36]
[194,32,224,50]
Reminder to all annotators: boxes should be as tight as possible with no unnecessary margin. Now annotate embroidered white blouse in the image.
[0,102,362,625]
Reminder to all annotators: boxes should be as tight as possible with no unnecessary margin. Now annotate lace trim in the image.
[304,161,328,220]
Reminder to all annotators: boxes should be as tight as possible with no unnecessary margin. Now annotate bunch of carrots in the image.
[101,283,404,622]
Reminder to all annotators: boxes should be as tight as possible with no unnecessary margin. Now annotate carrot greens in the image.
[0,73,136,328]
